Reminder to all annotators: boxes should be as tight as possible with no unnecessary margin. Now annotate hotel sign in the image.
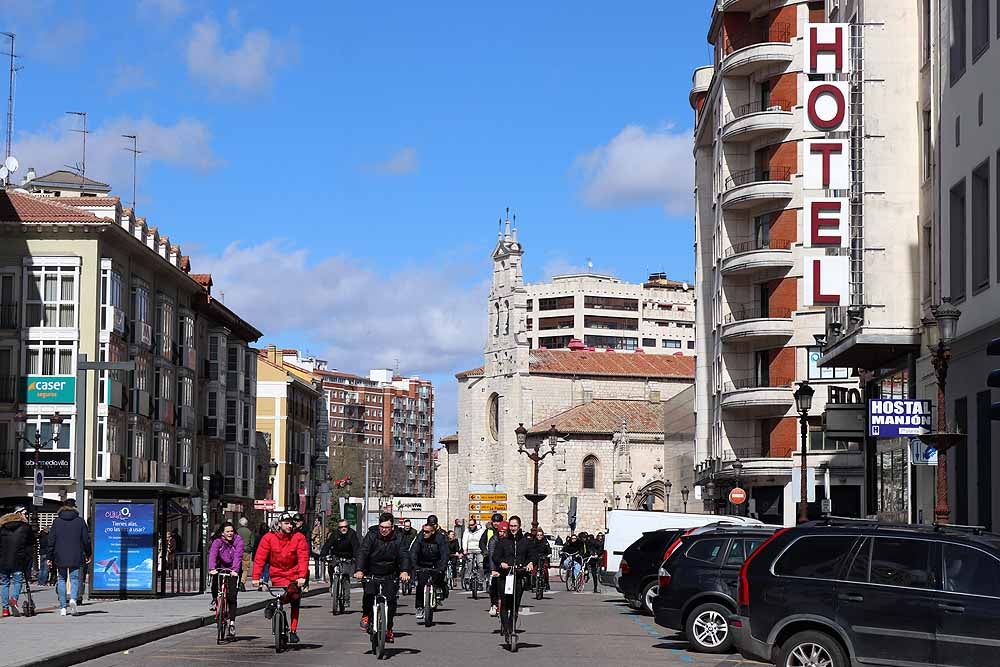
[802,23,852,308]
[868,399,932,438]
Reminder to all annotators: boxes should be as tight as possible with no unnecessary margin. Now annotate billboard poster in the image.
[23,375,75,403]
[92,501,157,594]
[868,399,932,438]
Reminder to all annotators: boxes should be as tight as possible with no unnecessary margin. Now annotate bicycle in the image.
[326,557,353,615]
[400,572,413,597]
[363,575,393,660]
[261,582,291,654]
[213,569,239,643]
[463,553,482,599]
[447,556,462,590]
[564,554,584,591]
[533,557,548,600]
[497,564,529,652]
[577,555,600,593]
[414,568,441,627]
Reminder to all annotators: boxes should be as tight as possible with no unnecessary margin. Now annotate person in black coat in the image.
[354,513,411,642]
[0,508,36,616]
[320,520,360,573]
[491,516,538,629]
[46,500,92,615]
[412,523,449,620]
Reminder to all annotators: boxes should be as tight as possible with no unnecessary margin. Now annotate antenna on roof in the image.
[65,111,88,182]
[2,32,22,163]
[122,134,142,211]
[587,257,593,271]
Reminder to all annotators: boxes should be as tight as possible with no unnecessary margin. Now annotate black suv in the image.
[732,520,1000,667]
[618,529,683,614]
[652,525,777,653]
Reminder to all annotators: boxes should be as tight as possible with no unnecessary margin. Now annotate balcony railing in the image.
[722,22,792,56]
[724,303,794,324]
[724,98,794,124]
[723,237,793,258]
[0,303,17,329]
[725,166,793,190]
[0,375,16,403]
[723,376,794,392]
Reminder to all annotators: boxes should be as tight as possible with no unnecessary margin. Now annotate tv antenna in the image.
[2,32,22,163]
[65,111,88,182]
[122,134,142,211]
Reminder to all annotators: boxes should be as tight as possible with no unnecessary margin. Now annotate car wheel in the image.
[640,581,658,616]
[778,630,848,667]
[684,602,733,654]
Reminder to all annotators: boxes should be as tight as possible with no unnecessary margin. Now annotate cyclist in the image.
[397,519,418,553]
[461,518,484,555]
[413,523,448,621]
[491,516,537,632]
[532,526,551,591]
[446,530,463,584]
[478,512,504,615]
[584,532,603,592]
[208,521,244,622]
[413,515,449,601]
[355,512,411,643]
[251,512,309,644]
[560,533,584,581]
[320,519,359,589]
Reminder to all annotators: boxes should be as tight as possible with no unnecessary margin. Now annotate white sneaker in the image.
[59,608,67,616]
[489,605,497,617]
[68,600,78,616]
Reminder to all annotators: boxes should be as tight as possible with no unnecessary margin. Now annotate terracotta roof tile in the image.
[191,273,213,288]
[439,433,459,444]
[34,195,120,207]
[0,191,103,223]
[528,349,694,379]
[528,399,666,435]
[455,366,484,379]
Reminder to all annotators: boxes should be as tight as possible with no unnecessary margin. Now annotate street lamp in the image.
[681,486,690,513]
[614,495,621,509]
[14,409,63,527]
[603,497,609,530]
[625,491,632,509]
[268,458,279,502]
[924,298,965,525]
[794,381,815,524]
[517,423,559,528]
[664,479,672,512]
[732,459,744,516]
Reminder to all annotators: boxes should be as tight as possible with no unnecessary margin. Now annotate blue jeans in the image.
[0,570,23,610]
[56,567,80,609]
[562,557,582,579]
[38,559,48,586]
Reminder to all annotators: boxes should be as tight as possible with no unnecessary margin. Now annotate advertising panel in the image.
[91,501,157,595]
[19,450,72,478]
[868,399,932,438]
[23,376,75,404]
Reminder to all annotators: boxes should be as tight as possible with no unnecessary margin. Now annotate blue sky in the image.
[6,0,713,440]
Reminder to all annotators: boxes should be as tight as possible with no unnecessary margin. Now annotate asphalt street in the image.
[78,584,765,666]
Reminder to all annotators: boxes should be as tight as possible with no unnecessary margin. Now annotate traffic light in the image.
[989,337,1000,420]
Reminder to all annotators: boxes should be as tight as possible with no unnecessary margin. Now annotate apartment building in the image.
[525,272,695,354]
[0,174,262,540]
[690,0,930,524]
[922,0,1000,530]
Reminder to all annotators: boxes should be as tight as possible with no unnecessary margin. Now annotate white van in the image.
[603,510,762,583]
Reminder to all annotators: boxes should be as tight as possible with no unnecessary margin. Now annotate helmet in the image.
[427,514,439,526]
[291,512,303,522]
[491,512,503,522]
[278,512,295,522]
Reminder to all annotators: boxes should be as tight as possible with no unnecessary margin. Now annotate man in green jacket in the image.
[236,517,255,592]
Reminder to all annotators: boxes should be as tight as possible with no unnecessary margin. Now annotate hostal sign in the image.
[802,23,852,308]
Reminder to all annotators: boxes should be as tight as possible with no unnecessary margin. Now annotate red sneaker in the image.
[360,615,370,631]
[386,630,395,643]
[1,608,9,618]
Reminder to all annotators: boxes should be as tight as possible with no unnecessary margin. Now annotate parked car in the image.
[731,519,1000,667]
[617,529,684,613]
[651,525,778,653]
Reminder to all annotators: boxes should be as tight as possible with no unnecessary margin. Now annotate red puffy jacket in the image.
[252,530,309,586]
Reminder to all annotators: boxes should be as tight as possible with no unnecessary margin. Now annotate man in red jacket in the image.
[252,513,309,643]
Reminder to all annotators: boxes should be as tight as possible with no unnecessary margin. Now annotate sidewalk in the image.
[4,580,331,667]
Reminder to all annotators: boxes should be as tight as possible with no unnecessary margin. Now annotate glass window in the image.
[943,544,1000,597]
[951,179,967,301]
[25,340,75,375]
[774,536,856,579]
[951,0,967,84]
[582,456,597,489]
[687,341,695,349]
[724,539,745,566]
[686,538,727,564]
[971,160,990,292]
[847,537,872,582]
[807,347,851,380]
[871,538,935,589]
[972,0,989,58]
[745,536,768,555]
[662,339,681,349]
[24,266,77,328]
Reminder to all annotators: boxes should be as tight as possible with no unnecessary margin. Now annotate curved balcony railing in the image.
[723,303,794,324]
[723,376,794,393]
[722,23,792,56]
[724,99,794,125]
[725,166,793,190]
[723,237,793,258]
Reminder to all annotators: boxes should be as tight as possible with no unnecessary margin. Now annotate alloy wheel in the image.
[786,642,834,667]
[692,609,728,648]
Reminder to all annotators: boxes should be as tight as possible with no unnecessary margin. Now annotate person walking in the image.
[0,507,36,617]
[36,528,49,586]
[236,518,255,592]
[46,499,91,616]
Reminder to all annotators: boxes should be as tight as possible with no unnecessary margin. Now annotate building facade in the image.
[525,272,695,354]
[0,180,262,545]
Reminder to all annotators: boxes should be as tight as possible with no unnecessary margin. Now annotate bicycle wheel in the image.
[558,562,566,582]
[216,596,227,644]
[375,602,387,659]
[565,570,575,591]
[330,575,341,615]
[424,585,434,627]
[340,575,350,613]
[471,573,479,600]
[272,609,284,654]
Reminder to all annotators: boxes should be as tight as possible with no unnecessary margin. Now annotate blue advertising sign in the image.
[92,501,157,594]
[868,399,932,438]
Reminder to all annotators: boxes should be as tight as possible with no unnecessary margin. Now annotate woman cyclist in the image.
[208,521,245,623]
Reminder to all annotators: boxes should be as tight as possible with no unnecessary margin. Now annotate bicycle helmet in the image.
[278,512,295,522]
[491,512,503,523]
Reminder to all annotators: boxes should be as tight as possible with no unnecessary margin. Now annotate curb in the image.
[13,585,331,667]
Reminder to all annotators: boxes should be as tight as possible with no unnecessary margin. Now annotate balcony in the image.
[721,304,794,345]
[721,167,793,210]
[721,23,794,77]
[722,99,795,143]
[721,238,794,276]
[0,303,16,329]
[689,65,713,108]
[0,375,16,404]
[720,376,794,412]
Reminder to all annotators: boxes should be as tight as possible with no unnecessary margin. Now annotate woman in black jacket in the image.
[0,508,36,616]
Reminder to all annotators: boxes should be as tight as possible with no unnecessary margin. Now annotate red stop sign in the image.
[729,487,747,505]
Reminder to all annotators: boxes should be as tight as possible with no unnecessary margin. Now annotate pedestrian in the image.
[310,518,323,580]
[172,528,184,553]
[46,499,91,616]
[292,513,310,591]
[36,529,49,586]
[236,518,255,592]
[0,507,36,617]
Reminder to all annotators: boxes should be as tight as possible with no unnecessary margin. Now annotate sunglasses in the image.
[338,525,349,529]
[422,530,434,534]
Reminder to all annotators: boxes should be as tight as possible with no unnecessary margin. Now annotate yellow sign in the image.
[471,513,500,521]
[469,502,508,512]
[469,493,508,502]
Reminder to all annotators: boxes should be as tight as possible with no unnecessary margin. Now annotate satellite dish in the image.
[0,166,7,180]
[4,156,17,173]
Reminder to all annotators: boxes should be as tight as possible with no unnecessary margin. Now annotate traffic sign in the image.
[469,493,507,502]
[32,469,44,507]
[821,498,832,514]
[469,502,507,512]
[729,487,747,505]
[253,499,276,510]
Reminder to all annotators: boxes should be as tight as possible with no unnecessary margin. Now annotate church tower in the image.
[485,211,529,377]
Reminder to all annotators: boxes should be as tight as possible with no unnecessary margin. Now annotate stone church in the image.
[435,219,696,535]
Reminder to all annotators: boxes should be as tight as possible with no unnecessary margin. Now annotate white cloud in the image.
[574,123,694,215]
[186,18,287,95]
[138,0,187,21]
[108,65,157,96]
[14,116,220,194]
[366,147,419,175]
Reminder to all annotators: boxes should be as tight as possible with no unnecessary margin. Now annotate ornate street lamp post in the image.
[516,423,560,529]
[14,409,63,527]
[664,479,672,512]
[794,381,815,524]
[681,486,690,513]
[603,497,609,530]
